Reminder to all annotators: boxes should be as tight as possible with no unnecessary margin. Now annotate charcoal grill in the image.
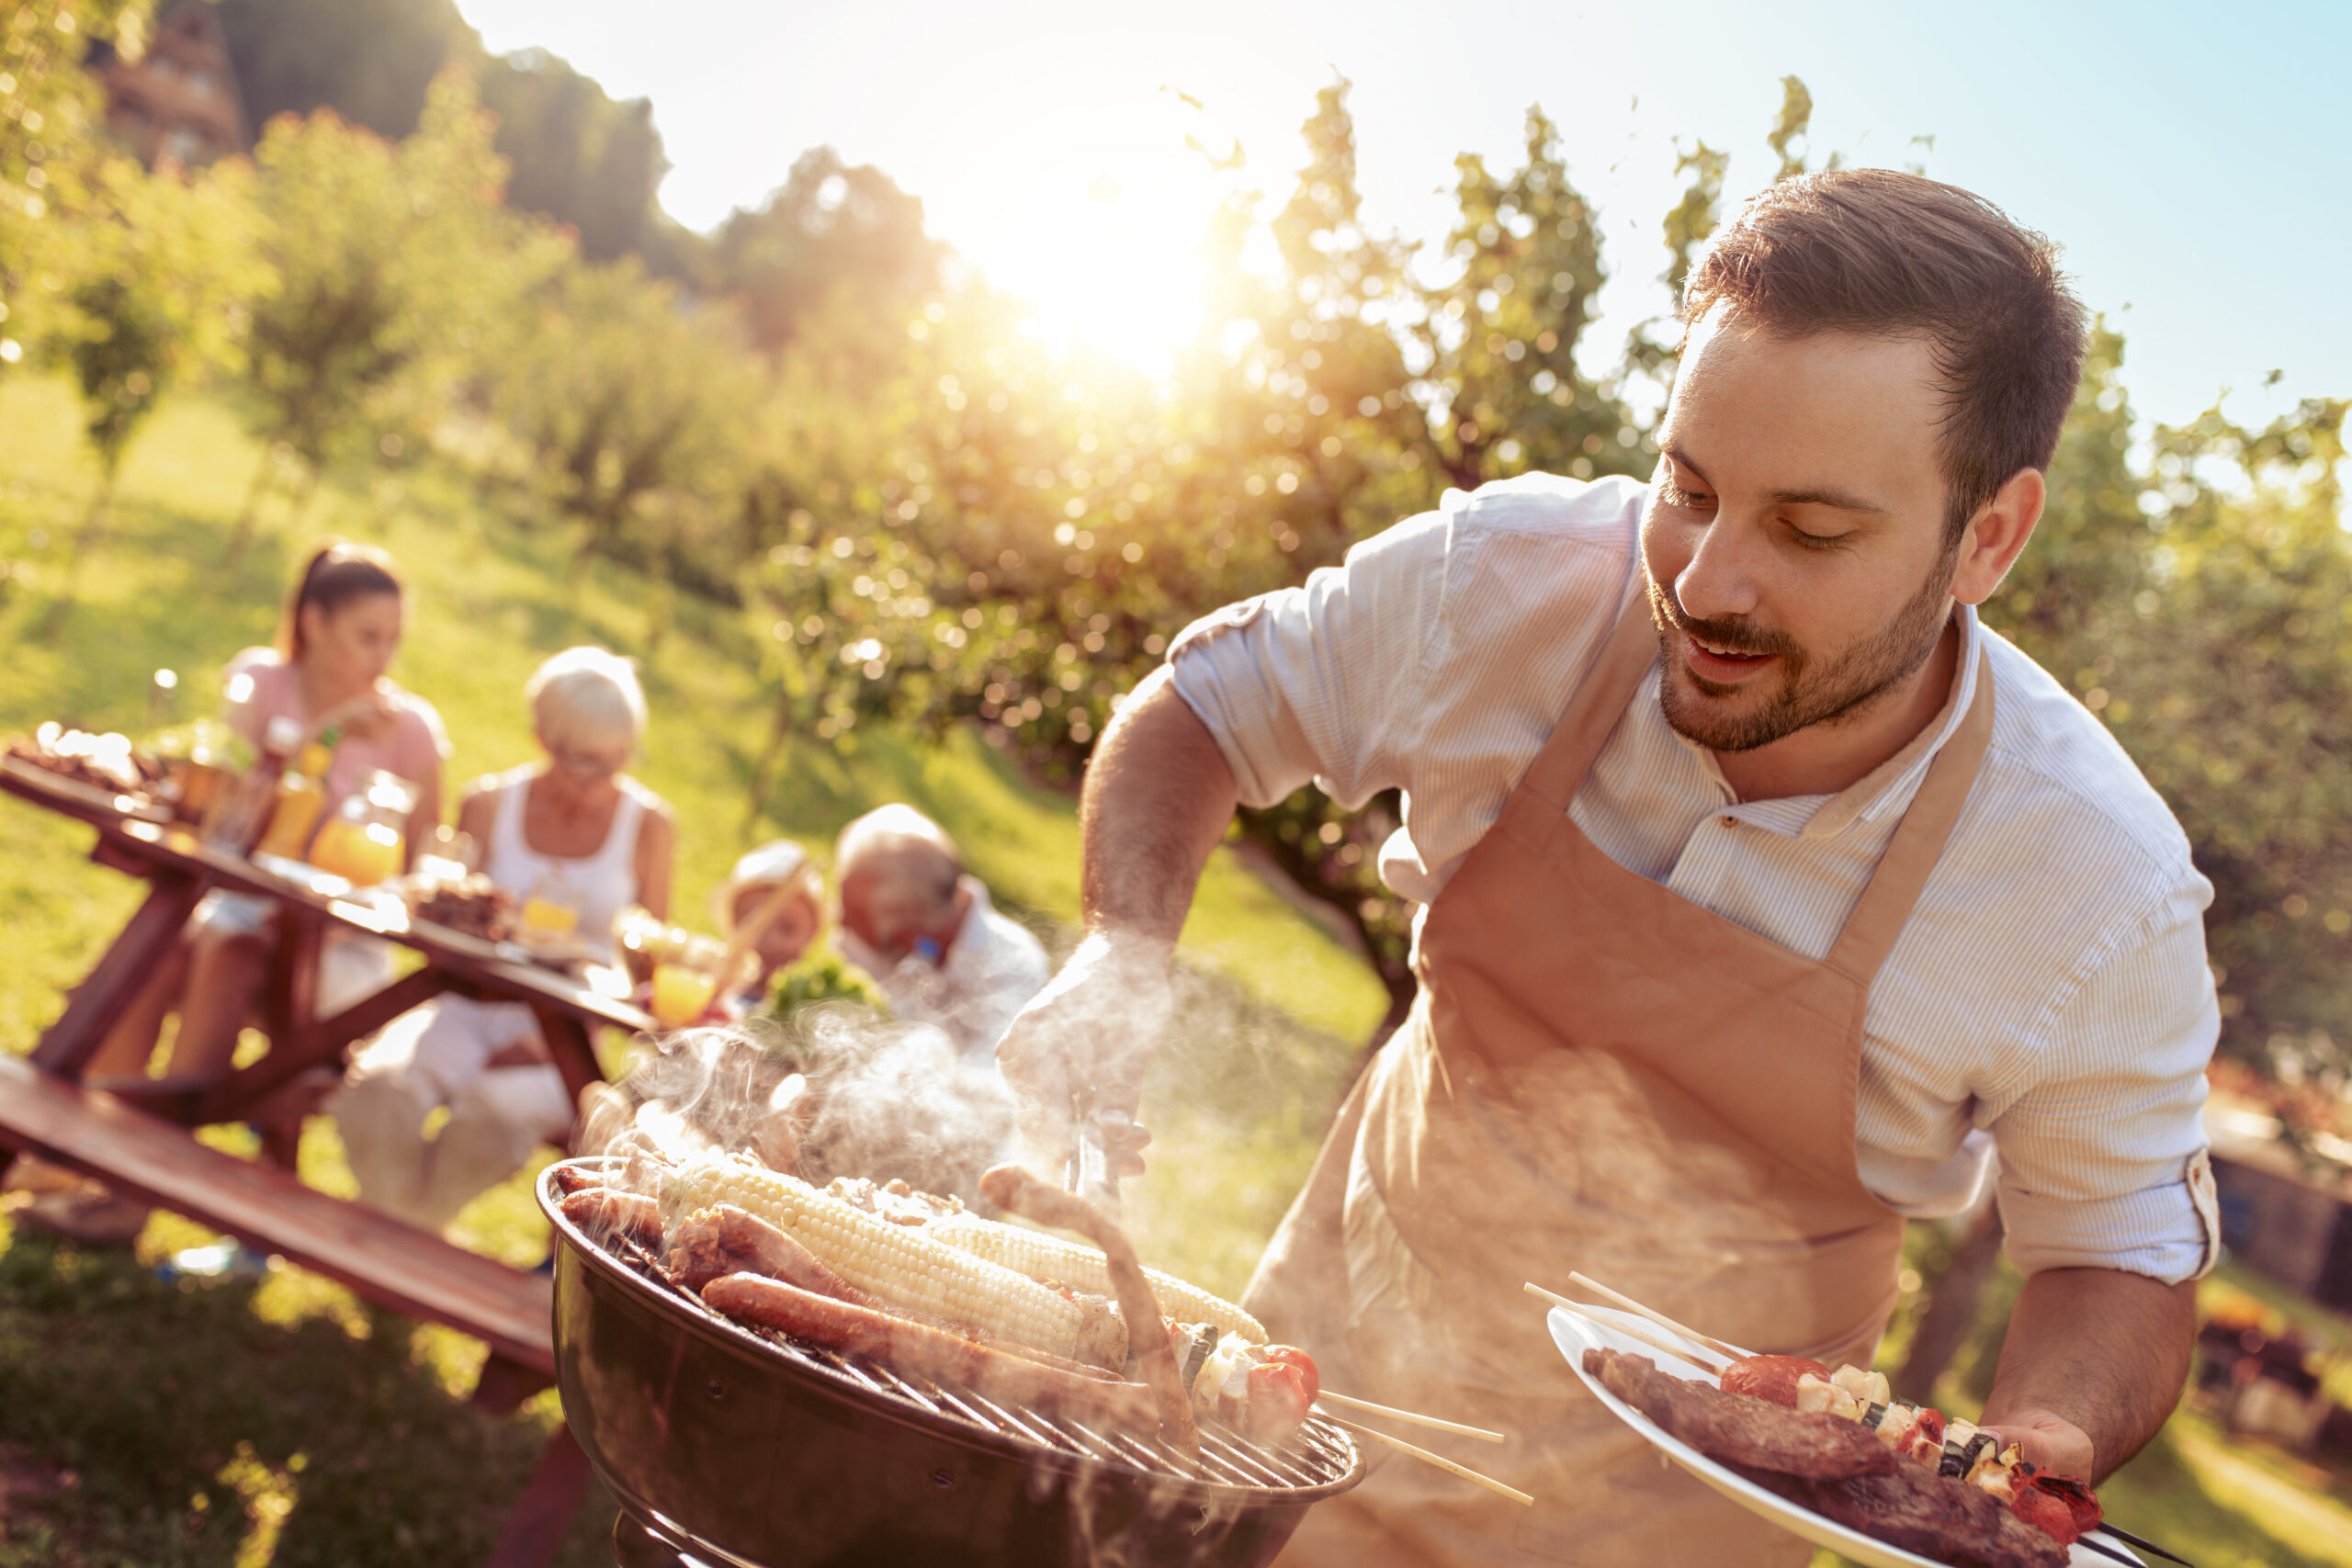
[538,1159,1363,1568]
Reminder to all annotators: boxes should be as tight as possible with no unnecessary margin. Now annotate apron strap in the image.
[1826,643,1997,987]
[1519,576,1661,808]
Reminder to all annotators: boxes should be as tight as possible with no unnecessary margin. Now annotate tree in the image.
[1,0,153,372]
[711,149,941,367]
[236,66,560,545]
[56,154,266,542]
[491,254,758,588]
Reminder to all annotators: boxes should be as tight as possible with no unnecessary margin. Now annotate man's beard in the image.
[1647,555,1958,754]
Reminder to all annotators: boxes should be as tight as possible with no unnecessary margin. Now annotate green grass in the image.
[0,373,1384,1562]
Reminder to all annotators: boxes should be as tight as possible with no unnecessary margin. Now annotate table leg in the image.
[197,965,445,1128]
[33,874,209,1078]
[532,1006,605,1150]
[484,1423,591,1568]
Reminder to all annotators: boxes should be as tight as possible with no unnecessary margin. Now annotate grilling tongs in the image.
[1063,1083,1129,1216]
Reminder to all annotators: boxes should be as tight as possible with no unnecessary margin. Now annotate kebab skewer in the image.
[1533,1278,2190,1565]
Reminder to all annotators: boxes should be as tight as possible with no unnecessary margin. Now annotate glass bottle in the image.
[205,715,303,853]
[254,727,339,862]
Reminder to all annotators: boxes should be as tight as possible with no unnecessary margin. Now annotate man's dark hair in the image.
[1682,169,2089,543]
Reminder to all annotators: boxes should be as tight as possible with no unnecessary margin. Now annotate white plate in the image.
[1546,1306,2137,1568]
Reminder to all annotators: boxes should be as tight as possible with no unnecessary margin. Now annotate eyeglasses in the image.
[550,745,638,777]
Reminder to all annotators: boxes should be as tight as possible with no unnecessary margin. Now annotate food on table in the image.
[6,722,163,796]
[1585,1348,2075,1568]
[409,874,515,942]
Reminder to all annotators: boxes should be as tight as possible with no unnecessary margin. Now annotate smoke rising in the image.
[581,1003,1016,1206]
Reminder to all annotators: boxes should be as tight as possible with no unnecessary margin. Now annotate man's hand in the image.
[997,931,1172,1180]
[1982,1267,2196,1483]
[1978,1409,2096,1482]
[995,667,1240,1183]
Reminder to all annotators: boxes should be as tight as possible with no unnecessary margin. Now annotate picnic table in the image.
[0,752,656,1567]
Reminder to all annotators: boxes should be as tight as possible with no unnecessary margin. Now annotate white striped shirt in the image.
[1170,472,2221,1283]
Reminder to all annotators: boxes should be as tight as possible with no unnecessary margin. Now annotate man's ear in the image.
[1951,467,2045,606]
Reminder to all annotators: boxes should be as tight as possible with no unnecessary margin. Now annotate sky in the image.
[457,0,2346,430]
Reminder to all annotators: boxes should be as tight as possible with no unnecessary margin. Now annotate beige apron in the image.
[1246,591,1995,1567]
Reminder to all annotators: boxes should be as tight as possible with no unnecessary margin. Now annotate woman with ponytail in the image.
[85,541,449,1090]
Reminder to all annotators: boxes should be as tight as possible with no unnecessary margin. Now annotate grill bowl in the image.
[540,1159,1363,1568]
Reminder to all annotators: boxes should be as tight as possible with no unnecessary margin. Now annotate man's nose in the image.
[1674,515,1762,624]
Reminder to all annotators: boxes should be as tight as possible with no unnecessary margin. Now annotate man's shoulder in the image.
[1436,470,1646,550]
[1975,627,2200,896]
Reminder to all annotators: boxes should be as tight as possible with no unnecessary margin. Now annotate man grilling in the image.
[998,169,2219,1567]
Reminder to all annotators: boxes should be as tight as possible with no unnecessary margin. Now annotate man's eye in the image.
[1666,483,1713,511]
[1790,527,1847,550]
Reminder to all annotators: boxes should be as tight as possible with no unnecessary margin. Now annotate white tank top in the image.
[483,765,648,962]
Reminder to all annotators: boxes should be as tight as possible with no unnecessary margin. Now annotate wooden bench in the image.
[0,1053,590,1567]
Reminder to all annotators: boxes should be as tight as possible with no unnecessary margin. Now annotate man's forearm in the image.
[1077,666,1239,949]
[1983,1266,2196,1481]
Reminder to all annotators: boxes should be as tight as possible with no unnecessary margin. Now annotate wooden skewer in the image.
[1523,1283,1728,1376]
[1322,1415,1534,1506]
[1316,1391,1508,1445]
[1564,1270,1747,1362]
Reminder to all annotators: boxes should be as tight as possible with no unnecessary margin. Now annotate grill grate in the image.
[580,1207,1359,1498]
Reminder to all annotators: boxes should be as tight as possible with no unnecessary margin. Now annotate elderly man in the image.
[833,805,1050,1063]
[1000,170,2218,1567]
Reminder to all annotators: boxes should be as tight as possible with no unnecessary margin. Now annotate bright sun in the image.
[968,92,1242,378]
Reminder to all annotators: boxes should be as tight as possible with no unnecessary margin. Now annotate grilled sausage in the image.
[664,1204,877,1305]
[560,1188,663,1252]
[701,1271,1160,1431]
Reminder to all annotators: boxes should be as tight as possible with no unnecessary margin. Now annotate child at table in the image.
[329,647,674,1232]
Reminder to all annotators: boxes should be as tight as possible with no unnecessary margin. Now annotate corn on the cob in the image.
[667,1157,1083,1359]
[931,1211,1267,1344]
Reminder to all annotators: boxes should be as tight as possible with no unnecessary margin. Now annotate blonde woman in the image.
[331,647,673,1231]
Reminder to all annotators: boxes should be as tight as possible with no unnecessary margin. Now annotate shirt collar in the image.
[1803,604,1984,840]
[1658,604,1985,840]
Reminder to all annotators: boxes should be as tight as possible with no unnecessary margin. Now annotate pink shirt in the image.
[223,647,450,809]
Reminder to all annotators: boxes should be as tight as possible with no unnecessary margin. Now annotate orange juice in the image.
[311,816,404,886]
[521,896,581,942]
[650,961,718,1028]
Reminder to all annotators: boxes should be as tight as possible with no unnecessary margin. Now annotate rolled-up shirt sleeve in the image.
[1987,883,2222,1284]
[1167,509,1449,811]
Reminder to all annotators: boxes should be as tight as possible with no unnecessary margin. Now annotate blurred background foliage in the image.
[3,1,2347,1074]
